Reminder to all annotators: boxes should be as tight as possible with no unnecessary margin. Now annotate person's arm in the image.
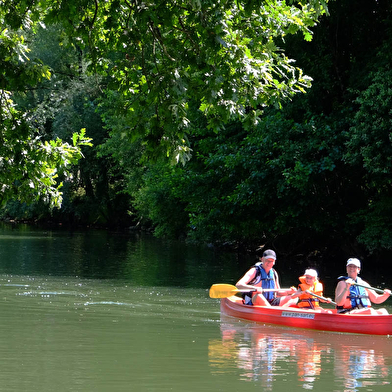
[291,288,303,299]
[335,280,351,306]
[365,286,391,304]
[236,268,261,292]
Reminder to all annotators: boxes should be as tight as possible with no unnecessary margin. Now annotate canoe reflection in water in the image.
[208,316,392,390]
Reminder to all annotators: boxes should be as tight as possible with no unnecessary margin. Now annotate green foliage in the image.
[343,47,392,251]
[41,0,328,161]
[1,5,92,208]
[349,200,392,252]
[132,164,189,238]
[0,88,91,207]
[173,113,348,245]
[347,65,392,176]
[8,0,392,259]
[1,21,132,225]
[131,1,392,257]
[1,0,328,212]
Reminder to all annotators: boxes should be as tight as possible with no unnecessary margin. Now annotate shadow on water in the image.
[1,222,391,296]
[0,222,255,288]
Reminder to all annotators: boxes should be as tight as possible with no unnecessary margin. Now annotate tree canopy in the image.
[1,1,92,208]
[5,0,392,260]
[2,0,328,171]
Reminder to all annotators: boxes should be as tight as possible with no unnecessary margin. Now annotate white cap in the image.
[346,258,361,268]
[304,269,318,278]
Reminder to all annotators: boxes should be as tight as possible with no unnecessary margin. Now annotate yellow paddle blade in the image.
[209,283,240,298]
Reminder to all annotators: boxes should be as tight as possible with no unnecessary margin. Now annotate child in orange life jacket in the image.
[292,269,332,309]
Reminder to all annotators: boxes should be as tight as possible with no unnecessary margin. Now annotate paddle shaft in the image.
[249,288,290,292]
[337,276,389,295]
[353,282,387,294]
[209,283,291,299]
[216,288,284,294]
[305,290,337,305]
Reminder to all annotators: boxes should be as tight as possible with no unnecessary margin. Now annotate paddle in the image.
[352,282,388,295]
[209,283,290,299]
[337,277,389,295]
[305,290,337,305]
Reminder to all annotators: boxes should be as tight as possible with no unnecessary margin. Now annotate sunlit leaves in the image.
[43,0,328,160]
[0,3,95,208]
[0,86,92,207]
[0,0,329,210]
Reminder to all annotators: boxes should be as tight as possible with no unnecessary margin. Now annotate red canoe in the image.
[221,296,392,335]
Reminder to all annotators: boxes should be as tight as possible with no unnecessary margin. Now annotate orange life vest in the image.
[297,276,324,308]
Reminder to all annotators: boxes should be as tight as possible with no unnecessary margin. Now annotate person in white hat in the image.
[335,258,391,314]
[291,269,332,309]
[236,249,296,306]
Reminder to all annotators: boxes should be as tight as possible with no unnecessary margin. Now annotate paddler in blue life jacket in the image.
[235,249,296,307]
[335,258,391,314]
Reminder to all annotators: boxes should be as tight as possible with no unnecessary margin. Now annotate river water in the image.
[0,223,391,391]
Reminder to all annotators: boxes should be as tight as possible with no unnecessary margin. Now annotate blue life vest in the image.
[338,276,370,309]
[246,263,276,303]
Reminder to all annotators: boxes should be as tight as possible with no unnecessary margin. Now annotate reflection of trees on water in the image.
[208,319,392,391]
